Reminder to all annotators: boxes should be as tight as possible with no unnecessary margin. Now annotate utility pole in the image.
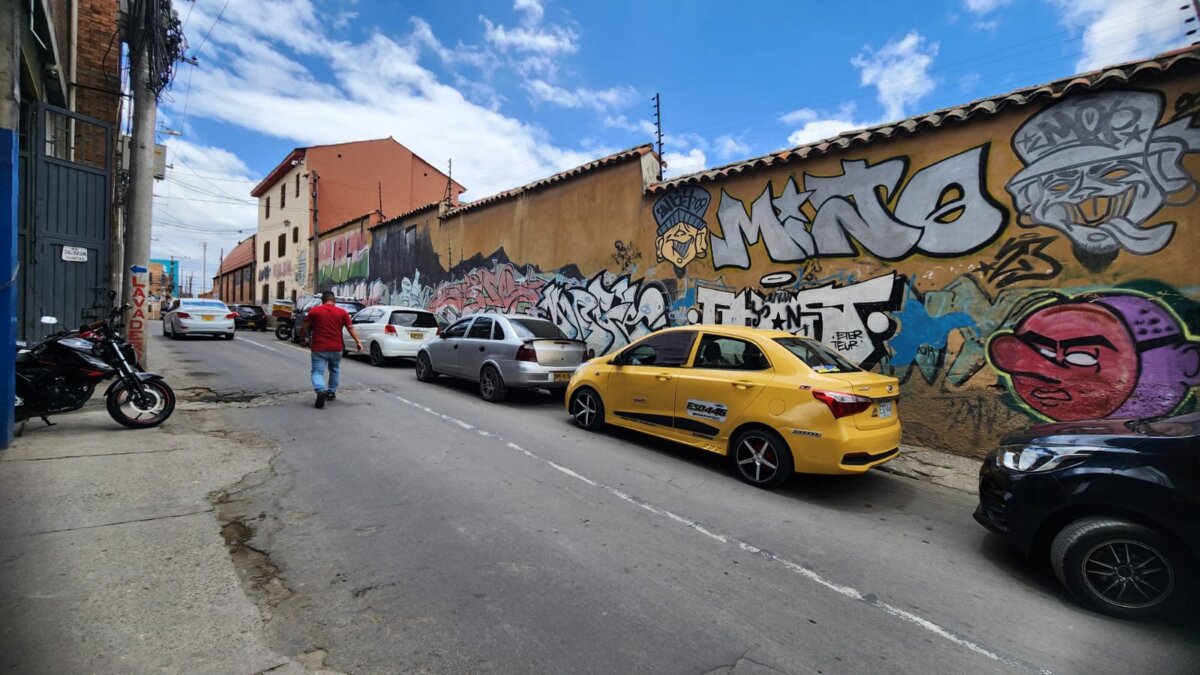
[201,241,207,295]
[122,34,157,366]
[652,93,664,181]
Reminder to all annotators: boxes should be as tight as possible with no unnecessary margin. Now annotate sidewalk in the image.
[0,356,327,674]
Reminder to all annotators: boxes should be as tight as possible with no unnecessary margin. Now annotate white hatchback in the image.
[163,299,236,340]
[344,305,441,366]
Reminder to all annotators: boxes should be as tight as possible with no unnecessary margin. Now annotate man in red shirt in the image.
[299,292,364,408]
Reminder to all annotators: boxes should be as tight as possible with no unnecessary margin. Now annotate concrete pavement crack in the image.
[2,508,215,539]
[2,447,184,461]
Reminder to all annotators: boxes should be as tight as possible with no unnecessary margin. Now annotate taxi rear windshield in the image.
[390,311,438,328]
[774,337,860,373]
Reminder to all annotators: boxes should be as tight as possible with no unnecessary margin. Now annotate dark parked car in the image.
[975,411,1199,620]
[289,295,364,343]
[233,304,267,331]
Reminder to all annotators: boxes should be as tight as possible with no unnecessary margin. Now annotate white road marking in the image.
[389,393,1051,675]
[238,339,280,353]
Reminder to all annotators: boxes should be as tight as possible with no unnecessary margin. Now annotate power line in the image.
[193,0,231,56]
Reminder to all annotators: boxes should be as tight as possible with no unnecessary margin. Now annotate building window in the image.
[293,226,298,243]
[295,173,300,197]
[263,243,270,262]
[277,281,285,299]
[291,289,297,303]
[265,196,270,219]
[262,284,269,304]
[278,234,286,257]
[280,183,286,209]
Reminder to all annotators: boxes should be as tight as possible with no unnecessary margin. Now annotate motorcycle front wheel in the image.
[275,324,292,341]
[106,379,175,429]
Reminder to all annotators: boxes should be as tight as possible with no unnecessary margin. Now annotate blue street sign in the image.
[130,264,148,274]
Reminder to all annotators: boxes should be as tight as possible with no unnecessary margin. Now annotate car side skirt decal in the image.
[614,411,720,439]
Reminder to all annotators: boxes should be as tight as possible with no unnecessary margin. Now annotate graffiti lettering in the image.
[688,273,904,368]
[612,240,642,272]
[977,233,1062,289]
[430,263,546,323]
[537,272,670,355]
[710,146,1006,268]
[318,229,369,285]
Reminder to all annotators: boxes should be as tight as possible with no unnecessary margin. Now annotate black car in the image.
[289,296,365,343]
[975,411,1199,620]
[233,304,268,331]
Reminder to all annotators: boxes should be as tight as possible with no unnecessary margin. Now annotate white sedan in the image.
[163,299,236,340]
[344,305,442,366]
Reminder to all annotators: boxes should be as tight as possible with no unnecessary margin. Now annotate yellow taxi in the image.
[565,325,901,488]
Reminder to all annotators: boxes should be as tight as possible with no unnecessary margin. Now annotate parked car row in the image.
[159,299,1199,621]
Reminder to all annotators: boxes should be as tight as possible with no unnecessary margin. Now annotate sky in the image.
[148,0,1196,292]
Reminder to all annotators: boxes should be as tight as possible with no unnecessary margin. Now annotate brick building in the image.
[214,235,257,304]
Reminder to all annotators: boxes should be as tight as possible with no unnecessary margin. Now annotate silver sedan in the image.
[415,314,586,402]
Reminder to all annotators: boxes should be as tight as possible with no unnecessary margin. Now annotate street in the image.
[159,325,1200,675]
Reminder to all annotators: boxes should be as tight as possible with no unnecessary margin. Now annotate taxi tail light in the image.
[812,390,872,419]
[516,343,537,362]
[225,312,238,320]
[384,324,397,336]
[175,312,191,319]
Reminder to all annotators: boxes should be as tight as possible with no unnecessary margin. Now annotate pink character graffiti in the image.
[988,294,1200,422]
[430,264,546,318]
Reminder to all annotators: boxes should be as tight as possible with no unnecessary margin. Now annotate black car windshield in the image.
[337,303,364,314]
[1127,411,1200,436]
[509,318,567,339]
[774,337,860,373]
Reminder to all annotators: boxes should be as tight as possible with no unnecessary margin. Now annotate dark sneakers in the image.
[315,390,328,409]
[327,392,336,400]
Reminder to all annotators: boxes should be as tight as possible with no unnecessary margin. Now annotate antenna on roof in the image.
[443,158,454,204]
[652,93,664,181]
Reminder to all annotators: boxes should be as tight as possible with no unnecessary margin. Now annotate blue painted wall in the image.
[1,128,17,447]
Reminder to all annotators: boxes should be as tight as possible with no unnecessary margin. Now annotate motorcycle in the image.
[274,321,293,341]
[15,305,175,429]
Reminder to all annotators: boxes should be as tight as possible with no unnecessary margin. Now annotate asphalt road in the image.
[155,325,1200,675]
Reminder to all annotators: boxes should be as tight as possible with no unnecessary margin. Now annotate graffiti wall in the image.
[349,69,1200,456]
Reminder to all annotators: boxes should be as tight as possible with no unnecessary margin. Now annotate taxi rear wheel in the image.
[731,428,794,489]
[570,388,604,431]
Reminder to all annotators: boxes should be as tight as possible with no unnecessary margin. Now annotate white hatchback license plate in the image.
[877,400,893,418]
[409,332,424,340]
[553,372,571,383]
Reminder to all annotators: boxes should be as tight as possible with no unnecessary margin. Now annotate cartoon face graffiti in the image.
[989,295,1200,422]
[1006,90,1200,270]
[653,186,711,270]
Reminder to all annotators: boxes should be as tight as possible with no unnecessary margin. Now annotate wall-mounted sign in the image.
[61,246,88,262]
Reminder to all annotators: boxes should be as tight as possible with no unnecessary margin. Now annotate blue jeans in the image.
[310,351,342,393]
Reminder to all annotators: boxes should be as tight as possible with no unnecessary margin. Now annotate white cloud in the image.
[514,0,545,25]
[603,115,657,136]
[152,140,260,293]
[780,104,866,147]
[1049,0,1189,73]
[662,148,707,178]
[963,0,1010,14]
[973,20,1000,31]
[714,135,749,161]
[851,31,939,122]
[525,80,638,112]
[480,0,579,57]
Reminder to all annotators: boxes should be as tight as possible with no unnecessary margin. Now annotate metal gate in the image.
[17,103,113,339]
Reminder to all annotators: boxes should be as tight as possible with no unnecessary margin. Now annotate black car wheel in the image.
[479,365,507,402]
[369,342,387,367]
[730,428,794,489]
[415,353,437,382]
[569,388,604,431]
[1050,517,1184,620]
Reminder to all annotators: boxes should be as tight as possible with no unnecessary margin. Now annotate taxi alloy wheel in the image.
[731,429,794,489]
[570,388,604,431]
[369,342,387,367]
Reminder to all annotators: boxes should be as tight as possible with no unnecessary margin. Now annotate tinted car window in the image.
[337,302,364,315]
[694,335,770,370]
[509,318,567,339]
[238,305,264,316]
[443,319,471,339]
[775,337,860,373]
[352,309,379,324]
[468,316,494,339]
[390,311,438,328]
[621,331,697,367]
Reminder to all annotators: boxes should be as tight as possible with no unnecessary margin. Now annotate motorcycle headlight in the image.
[996,445,1096,473]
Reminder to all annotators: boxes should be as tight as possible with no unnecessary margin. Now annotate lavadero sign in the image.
[128,266,149,366]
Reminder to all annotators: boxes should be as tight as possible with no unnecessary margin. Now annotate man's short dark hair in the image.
[320,291,336,303]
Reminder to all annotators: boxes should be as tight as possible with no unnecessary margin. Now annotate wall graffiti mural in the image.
[988,292,1200,422]
[652,186,710,270]
[708,145,1008,269]
[611,240,642,272]
[977,233,1063,290]
[1006,89,1200,271]
[429,262,547,323]
[686,272,904,368]
[318,228,369,285]
[537,272,670,355]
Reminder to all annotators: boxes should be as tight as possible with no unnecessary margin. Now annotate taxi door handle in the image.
[732,380,755,389]
[656,373,673,381]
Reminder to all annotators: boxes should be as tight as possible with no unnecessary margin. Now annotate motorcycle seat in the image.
[16,350,35,364]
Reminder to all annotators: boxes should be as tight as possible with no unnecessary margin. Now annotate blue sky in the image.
[151,0,1194,287]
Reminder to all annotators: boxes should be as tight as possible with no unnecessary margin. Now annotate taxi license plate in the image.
[553,372,571,383]
[409,332,424,340]
[202,315,214,322]
[877,400,893,418]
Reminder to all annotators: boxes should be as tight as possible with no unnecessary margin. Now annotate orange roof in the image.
[219,235,256,274]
